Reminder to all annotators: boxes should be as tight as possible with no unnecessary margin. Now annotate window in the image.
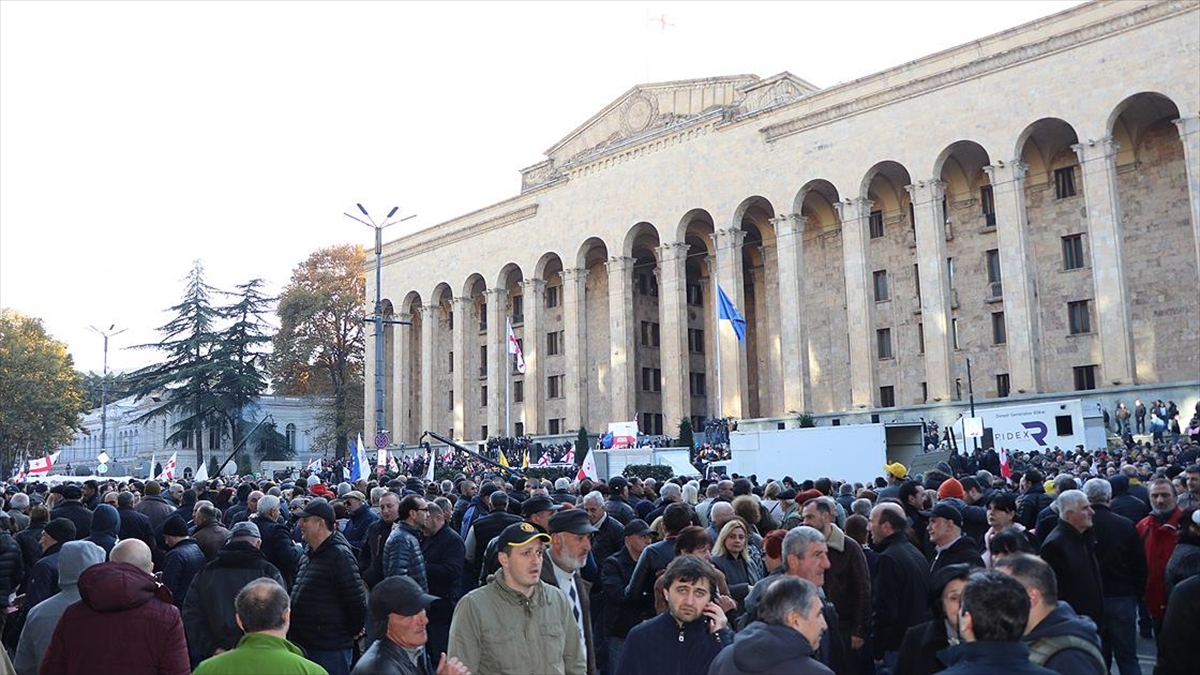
[209,426,221,450]
[689,372,706,397]
[992,312,1006,345]
[513,380,524,403]
[873,270,889,302]
[1073,365,1097,391]
[511,295,524,323]
[918,323,925,354]
[545,285,560,308]
[952,318,960,350]
[447,311,453,330]
[877,328,893,359]
[285,423,296,451]
[640,321,660,347]
[481,425,488,439]
[1068,300,1092,335]
[980,184,996,227]
[1062,234,1085,271]
[549,419,563,435]
[547,331,562,356]
[479,303,487,330]
[448,390,454,410]
[479,345,488,376]
[480,386,488,407]
[688,328,705,354]
[986,250,1001,283]
[448,351,454,373]
[687,283,703,306]
[920,382,928,403]
[547,375,564,399]
[946,257,956,290]
[1054,166,1077,199]
[514,422,524,437]
[638,273,659,297]
[642,413,663,436]
[879,386,896,408]
[913,264,922,304]
[641,368,662,392]
[869,210,884,239]
[996,374,1011,398]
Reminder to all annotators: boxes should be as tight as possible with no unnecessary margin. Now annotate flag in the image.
[999,447,1013,480]
[537,453,549,467]
[13,466,26,484]
[193,460,208,483]
[499,450,510,468]
[442,448,453,462]
[577,448,598,481]
[717,284,746,343]
[562,448,575,465]
[424,447,435,482]
[522,451,529,469]
[377,448,388,476]
[506,319,526,374]
[27,451,61,476]
[350,434,370,482]
[158,452,178,481]
[388,451,400,474]
[307,456,322,473]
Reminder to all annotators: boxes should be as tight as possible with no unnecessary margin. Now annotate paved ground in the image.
[1134,633,1157,675]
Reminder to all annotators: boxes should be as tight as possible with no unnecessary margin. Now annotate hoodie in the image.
[707,621,832,675]
[1023,601,1105,675]
[86,504,120,556]
[13,541,106,675]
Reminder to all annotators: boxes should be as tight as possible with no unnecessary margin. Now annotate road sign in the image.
[374,432,390,449]
[97,451,110,465]
[963,416,985,439]
[97,463,109,474]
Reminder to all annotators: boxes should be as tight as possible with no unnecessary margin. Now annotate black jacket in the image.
[1017,485,1053,531]
[14,522,42,590]
[1110,493,1150,524]
[707,621,832,675]
[49,501,92,539]
[871,531,932,656]
[420,523,465,619]
[601,548,643,638]
[1090,504,1147,598]
[117,506,156,552]
[182,540,285,657]
[162,538,206,609]
[255,515,299,589]
[930,535,984,575]
[1155,575,1200,675]
[287,530,368,650]
[1024,601,1105,675]
[937,641,1057,675]
[1039,520,1105,627]
[358,517,397,588]
[591,514,625,565]
[352,638,434,675]
[614,609,732,675]
[0,531,24,603]
[896,619,953,675]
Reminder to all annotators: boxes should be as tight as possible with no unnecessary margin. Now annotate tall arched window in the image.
[286,424,297,451]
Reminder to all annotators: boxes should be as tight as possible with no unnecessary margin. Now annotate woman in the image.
[895,563,974,675]
[761,482,784,525]
[682,482,700,507]
[981,492,1034,567]
[1165,507,1200,601]
[712,518,763,590]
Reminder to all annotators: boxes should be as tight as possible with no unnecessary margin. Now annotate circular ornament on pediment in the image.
[621,93,658,137]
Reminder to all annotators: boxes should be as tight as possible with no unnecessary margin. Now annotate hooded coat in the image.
[85,504,120,557]
[40,561,190,675]
[182,540,285,658]
[13,541,106,675]
[707,621,832,675]
[1023,601,1105,675]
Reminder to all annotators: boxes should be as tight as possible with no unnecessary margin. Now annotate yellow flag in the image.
[522,451,529,469]
[499,450,510,468]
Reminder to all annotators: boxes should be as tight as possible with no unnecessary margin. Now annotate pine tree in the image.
[212,278,274,454]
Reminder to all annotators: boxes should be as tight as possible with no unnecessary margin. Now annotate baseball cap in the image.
[885,462,908,479]
[520,495,561,518]
[294,497,336,526]
[370,575,439,619]
[344,491,367,503]
[496,521,551,550]
[623,518,651,538]
[930,502,963,527]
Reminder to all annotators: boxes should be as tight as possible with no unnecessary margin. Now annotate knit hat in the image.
[885,462,908,479]
[937,478,966,501]
[929,503,963,527]
[44,518,77,543]
[162,515,189,537]
[144,481,162,496]
[57,541,106,586]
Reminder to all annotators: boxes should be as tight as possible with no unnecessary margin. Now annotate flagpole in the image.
[713,277,723,420]
[506,348,512,437]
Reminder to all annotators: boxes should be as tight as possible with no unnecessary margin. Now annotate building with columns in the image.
[372,1,1200,446]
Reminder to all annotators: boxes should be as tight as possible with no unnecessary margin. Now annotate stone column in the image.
[522,279,545,435]
[607,256,637,424]
[656,242,689,433]
[1174,116,1200,285]
[419,304,436,441]
[1072,138,1136,385]
[758,241,783,417]
[452,298,470,440]
[835,198,876,409]
[561,267,589,430]
[392,311,412,444]
[486,288,505,437]
[907,180,955,402]
[711,228,747,418]
[772,213,808,415]
[985,161,1042,394]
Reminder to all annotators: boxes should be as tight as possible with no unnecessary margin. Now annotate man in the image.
[708,576,832,675]
[1136,478,1182,634]
[696,484,720,527]
[600,518,653,669]
[8,492,31,531]
[115,490,156,553]
[13,541,106,675]
[868,502,931,672]
[936,570,1056,675]
[927,503,984,573]
[421,496,464,660]
[450,480,478,531]
[222,484,254,528]
[342,490,379,552]
[163,514,207,609]
[644,482,682,525]
[604,476,637,525]
[778,489,802,530]
[48,484,91,539]
[448,521,585,675]
[361,491,401,588]
[288,498,368,675]
[385,494,430,591]
[542,509,598,675]
[24,517,76,611]
[1177,464,1200,510]
[1039,489,1104,629]
[1108,474,1150,524]
[193,578,327,675]
[549,477,575,506]
[876,463,907,501]
[995,553,1105,675]
[624,503,692,614]
[183,521,286,659]
[41,539,190,675]
[193,503,232,562]
[1082,477,1145,675]
[614,554,731,675]
[478,494,562,584]
[1017,470,1053,532]
[229,490,264,527]
[254,494,298,589]
[353,575,470,675]
[455,482,494,539]
[802,496,870,659]
[463,491,519,589]
[581,491,623,564]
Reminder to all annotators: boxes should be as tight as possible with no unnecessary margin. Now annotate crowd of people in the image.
[0,419,1196,675]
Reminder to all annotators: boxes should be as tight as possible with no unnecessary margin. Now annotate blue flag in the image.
[717,285,746,343]
[350,433,368,482]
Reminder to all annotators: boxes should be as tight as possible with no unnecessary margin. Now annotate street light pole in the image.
[966,355,977,453]
[88,324,127,463]
[344,204,416,441]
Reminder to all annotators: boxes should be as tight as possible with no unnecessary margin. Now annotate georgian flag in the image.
[27,451,62,476]
[562,448,575,465]
[158,452,178,481]
[506,319,526,374]
[307,457,322,473]
[577,448,598,481]
[537,453,550,466]
[999,447,1013,480]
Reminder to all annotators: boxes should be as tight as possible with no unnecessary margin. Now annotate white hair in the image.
[582,491,605,508]
[257,494,281,516]
[554,477,571,491]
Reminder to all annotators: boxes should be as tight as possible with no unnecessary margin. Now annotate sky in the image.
[0,0,1084,375]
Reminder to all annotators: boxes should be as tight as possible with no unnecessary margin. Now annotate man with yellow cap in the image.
[878,463,908,501]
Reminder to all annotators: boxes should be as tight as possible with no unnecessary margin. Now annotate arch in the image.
[860,161,913,213]
[533,251,565,280]
[622,221,662,260]
[430,282,454,306]
[1014,118,1080,183]
[495,262,525,289]
[461,273,486,298]
[1108,92,1182,165]
[400,290,423,315]
[792,179,841,217]
[933,140,993,200]
[380,298,394,319]
[576,237,610,270]
[732,196,777,231]
[675,208,716,247]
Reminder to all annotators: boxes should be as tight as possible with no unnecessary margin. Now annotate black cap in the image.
[930,502,963,527]
[496,521,551,550]
[549,508,599,536]
[778,488,797,501]
[623,518,651,538]
[44,517,77,542]
[61,484,83,500]
[521,495,562,518]
[370,575,439,620]
[294,497,336,527]
[162,514,189,537]
[608,476,628,491]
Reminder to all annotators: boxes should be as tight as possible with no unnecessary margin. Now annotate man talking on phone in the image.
[614,555,732,675]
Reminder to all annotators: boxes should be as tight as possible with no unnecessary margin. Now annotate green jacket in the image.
[449,568,586,675]
[193,633,328,675]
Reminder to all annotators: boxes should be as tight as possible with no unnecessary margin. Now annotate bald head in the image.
[111,539,154,573]
[711,502,735,529]
[869,502,907,544]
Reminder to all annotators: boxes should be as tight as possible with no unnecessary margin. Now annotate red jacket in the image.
[40,562,190,675]
[1137,509,1182,618]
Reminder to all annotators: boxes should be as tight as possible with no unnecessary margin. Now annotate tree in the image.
[251,421,294,462]
[269,245,366,459]
[211,278,274,454]
[677,417,695,449]
[0,309,88,476]
[575,426,590,463]
[79,370,132,410]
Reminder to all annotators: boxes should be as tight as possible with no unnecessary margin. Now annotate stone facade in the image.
[373,1,1200,445]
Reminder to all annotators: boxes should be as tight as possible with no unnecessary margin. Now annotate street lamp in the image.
[344,204,416,441]
[88,324,127,463]
[966,355,977,453]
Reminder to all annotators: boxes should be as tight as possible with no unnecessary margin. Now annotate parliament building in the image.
[370,1,1200,446]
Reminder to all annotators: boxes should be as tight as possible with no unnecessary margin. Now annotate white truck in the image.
[952,399,1104,454]
[710,424,905,484]
[596,447,699,480]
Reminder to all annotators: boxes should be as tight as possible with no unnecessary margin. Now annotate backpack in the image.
[1028,634,1107,674]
